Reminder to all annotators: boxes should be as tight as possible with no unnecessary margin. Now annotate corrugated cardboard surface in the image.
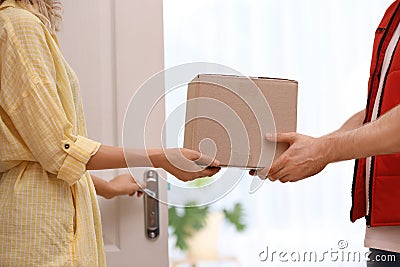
[184,74,297,169]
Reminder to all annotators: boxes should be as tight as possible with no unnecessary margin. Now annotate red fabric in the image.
[351,0,400,226]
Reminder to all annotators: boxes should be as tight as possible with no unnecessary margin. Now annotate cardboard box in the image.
[184,74,297,169]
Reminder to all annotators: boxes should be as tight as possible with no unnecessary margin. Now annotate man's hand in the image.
[252,133,331,183]
[150,148,221,182]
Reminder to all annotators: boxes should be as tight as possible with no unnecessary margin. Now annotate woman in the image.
[0,0,220,266]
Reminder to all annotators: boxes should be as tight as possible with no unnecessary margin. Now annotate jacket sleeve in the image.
[0,13,100,185]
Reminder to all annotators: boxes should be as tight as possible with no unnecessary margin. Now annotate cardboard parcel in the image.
[184,74,298,169]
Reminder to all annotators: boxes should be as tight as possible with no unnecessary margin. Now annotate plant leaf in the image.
[223,203,246,232]
[168,203,209,251]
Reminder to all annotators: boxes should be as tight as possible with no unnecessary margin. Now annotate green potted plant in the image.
[168,178,246,260]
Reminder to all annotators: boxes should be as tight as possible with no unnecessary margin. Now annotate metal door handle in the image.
[143,170,159,240]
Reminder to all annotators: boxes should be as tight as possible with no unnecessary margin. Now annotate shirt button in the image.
[64,144,70,149]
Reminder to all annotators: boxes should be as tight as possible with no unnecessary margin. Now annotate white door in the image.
[58,1,168,266]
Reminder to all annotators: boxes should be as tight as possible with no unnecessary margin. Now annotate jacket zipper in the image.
[366,157,375,226]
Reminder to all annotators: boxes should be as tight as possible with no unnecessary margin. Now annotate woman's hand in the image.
[149,148,221,182]
[92,174,144,199]
[103,174,144,199]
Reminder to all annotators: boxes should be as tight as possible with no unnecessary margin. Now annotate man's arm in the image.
[325,109,365,135]
[251,109,365,178]
[327,105,400,161]
[264,106,400,183]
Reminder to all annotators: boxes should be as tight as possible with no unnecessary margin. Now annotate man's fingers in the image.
[268,166,289,182]
[256,168,269,180]
[268,158,285,178]
[278,174,291,183]
[254,151,288,179]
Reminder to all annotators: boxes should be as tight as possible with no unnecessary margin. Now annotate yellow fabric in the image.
[0,1,106,266]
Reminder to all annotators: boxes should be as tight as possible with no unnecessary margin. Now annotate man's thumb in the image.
[265,132,296,144]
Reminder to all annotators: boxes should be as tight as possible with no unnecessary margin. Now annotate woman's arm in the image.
[86,146,126,170]
[87,146,221,182]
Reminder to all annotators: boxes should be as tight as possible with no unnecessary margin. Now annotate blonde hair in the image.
[0,0,62,31]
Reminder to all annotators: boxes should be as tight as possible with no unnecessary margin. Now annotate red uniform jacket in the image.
[351,0,400,226]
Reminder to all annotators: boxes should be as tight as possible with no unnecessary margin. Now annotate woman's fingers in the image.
[197,166,221,178]
[126,176,145,197]
[195,152,220,167]
[160,148,221,181]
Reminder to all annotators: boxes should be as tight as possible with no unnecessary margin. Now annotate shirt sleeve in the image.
[0,12,100,185]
